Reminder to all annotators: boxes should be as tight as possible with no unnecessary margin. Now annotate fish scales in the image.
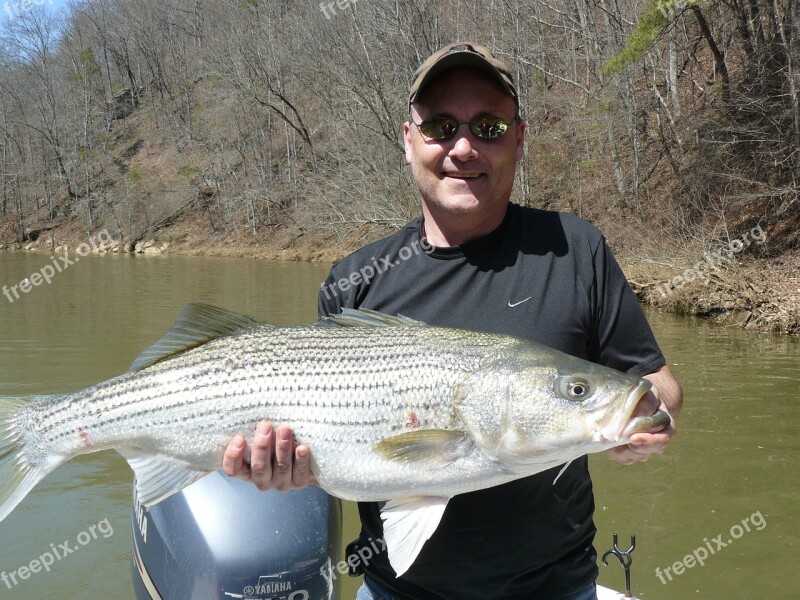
[0,304,665,576]
[18,325,500,493]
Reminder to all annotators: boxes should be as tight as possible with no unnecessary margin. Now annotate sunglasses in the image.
[410,115,518,141]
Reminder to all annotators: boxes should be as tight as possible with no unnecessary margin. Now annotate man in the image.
[224,43,682,600]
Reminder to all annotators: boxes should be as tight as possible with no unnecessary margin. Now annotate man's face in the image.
[403,68,525,221]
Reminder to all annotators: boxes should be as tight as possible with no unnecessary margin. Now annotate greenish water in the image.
[0,252,797,599]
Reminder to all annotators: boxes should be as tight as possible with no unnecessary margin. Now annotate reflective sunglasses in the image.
[410,115,518,141]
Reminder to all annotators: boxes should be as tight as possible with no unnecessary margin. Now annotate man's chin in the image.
[429,194,498,213]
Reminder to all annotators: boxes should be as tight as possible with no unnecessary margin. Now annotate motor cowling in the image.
[131,472,341,600]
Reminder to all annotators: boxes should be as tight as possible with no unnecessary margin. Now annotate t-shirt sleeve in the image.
[317,269,343,318]
[590,237,666,376]
[317,262,362,318]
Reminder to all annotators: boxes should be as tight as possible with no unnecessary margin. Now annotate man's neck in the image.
[421,203,509,247]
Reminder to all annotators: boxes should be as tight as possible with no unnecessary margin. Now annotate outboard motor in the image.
[131,472,342,600]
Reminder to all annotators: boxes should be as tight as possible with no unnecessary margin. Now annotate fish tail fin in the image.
[0,395,64,523]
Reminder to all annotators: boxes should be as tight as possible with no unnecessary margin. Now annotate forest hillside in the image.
[0,0,797,332]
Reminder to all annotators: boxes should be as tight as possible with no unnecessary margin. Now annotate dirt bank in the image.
[2,218,798,336]
[622,249,800,335]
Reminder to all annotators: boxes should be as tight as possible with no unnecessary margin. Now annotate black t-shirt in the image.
[317,203,665,600]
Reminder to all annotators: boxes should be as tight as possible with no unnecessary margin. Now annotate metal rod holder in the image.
[602,533,636,598]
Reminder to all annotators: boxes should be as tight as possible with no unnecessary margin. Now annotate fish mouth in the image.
[620,410,671,437]
[596,379,654,443]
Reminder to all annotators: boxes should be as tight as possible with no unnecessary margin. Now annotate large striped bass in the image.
[0,304,667,576]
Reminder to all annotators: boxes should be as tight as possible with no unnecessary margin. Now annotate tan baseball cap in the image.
[408,42,519,110]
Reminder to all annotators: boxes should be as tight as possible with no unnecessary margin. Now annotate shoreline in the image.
[2,233,798,336]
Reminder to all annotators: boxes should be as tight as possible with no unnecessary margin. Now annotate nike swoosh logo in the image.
[508,297,532,308]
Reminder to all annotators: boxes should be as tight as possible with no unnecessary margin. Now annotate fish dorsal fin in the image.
[321,308,426,328]
[129,303,261,373]
[380,496,450,577]
[121,450,210,506]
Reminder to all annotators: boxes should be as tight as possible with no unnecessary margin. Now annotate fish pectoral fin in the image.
[373,429,469,465]
[128,303,262,373]
[380,496,450,577]
[121,451,210,506]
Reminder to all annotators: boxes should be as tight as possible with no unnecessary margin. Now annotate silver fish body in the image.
[0,304,662,576]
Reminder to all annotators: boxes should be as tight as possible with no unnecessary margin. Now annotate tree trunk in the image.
[691,5,730,103]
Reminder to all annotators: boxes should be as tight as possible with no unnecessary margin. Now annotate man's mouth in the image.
[443,171,483,180]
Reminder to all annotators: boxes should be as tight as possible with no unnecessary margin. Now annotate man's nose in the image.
[449,134,478,161]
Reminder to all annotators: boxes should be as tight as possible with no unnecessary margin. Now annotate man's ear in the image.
[403,121,414,165]
[516,120,527,163]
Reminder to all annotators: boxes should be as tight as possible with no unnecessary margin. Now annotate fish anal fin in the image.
[129,303,261,373]
[373,429,469,465]
[380,496,450,577]
[121,451,210,506]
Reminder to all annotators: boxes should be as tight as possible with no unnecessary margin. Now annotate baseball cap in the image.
[408,42,519,110]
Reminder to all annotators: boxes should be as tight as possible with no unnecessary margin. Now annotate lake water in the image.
[0,252,797,599]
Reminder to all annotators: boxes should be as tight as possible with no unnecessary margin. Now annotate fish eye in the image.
[557,375,592,401]
[569,381,589,397]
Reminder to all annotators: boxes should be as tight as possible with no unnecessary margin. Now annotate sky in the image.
[1,0,71,31]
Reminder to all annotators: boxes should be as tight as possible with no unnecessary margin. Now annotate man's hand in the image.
[607,364,682,465]
[222,421,313,491]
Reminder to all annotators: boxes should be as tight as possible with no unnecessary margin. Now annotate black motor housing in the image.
[131,472,342,600]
